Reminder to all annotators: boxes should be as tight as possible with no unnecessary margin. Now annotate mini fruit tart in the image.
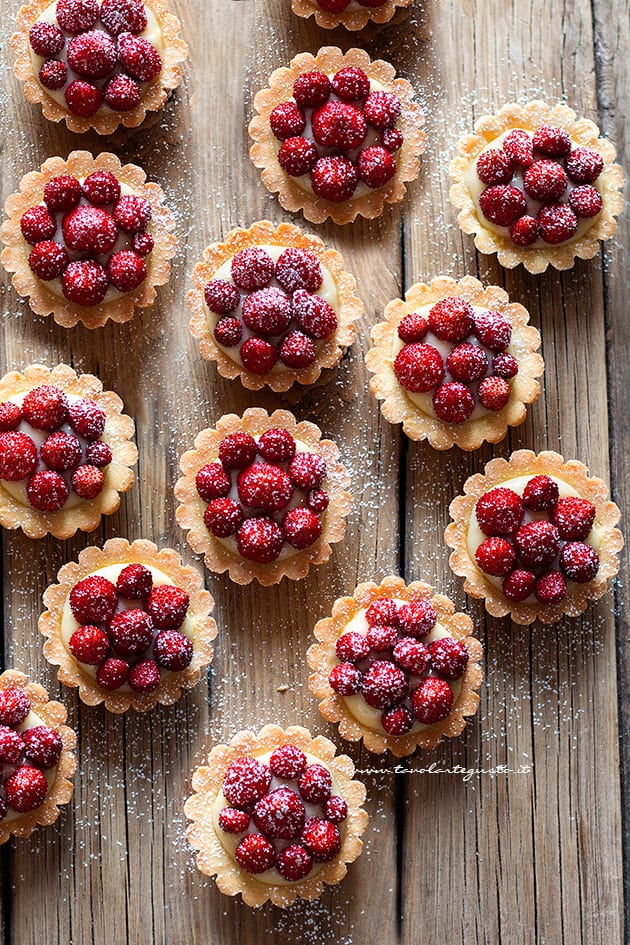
[175,409,352,586]
[0,364,137,539]
[291,0,412,31]
[449,101,624,273]
[366,275,544,450]
[445,450,623,624]
[249,46,426,225]
[39,538,218,713]
[308,576,483,756]
[12,0,188,135]
[187,221,363,392]
[1,150,177,329]
[185,724,368,907]
[0,669,76,844]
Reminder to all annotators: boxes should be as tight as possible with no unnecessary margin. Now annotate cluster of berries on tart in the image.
[393,296,519,424]
[204,246,338,376]
[269,64,405,203]
[28,0,163,118]
[328,595,469,734]
[0,384,113,511]
[65,566,194,694]
[195,428,329,564]
[474,124,605,247]
[472,477,600,605]
[216,744,348,881]
[20,168,154,307]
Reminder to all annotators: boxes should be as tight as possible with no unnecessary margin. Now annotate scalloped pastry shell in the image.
[39,538,218,713]
[449,101,625,273]
[0,364,137,539]
[249,46,426,225]
[12,0,188,135]
[307,576,483,756]
[175,408,352,586]
[0,669,77,844]
[1,150,177,329]
[366,275,544,449]
[445,449,624,624]
[291,0,412,30]
[187,220,363,392]
[184,723,368,907]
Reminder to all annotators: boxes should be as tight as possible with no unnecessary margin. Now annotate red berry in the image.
[475,536,516,576]
[475,487,524,536]
[22,726,62,769]
[394,343,444,393]
[85,441,112,467]
[312,101,367,150]
[68,625,110,665]
[242,287,292,336]
[329,662,362,696]
[61,259,109,306]
[397,312,428,343]
[398,599,436,638]
[0,402,22,431]
[522,475,559,511]
[366,597,399,627]
[311,156,358,203]
[532,125,571,157]
[473,310,512,351]
[69,575,118,624]
[238,464,293,511]
[492,353,519,379]
[478,375,511,411]
[275,248,322,294]
[29,21,65,56]
[214,317,242,347]
[113,194,152,233]
[298,764,332,804]
[39,60,68,90]
[270,101,306,140]
[335,631,370,663]
[283,507,322,549]
[67,398,106,440]
[195,462,231,502]
[366,624,398,651]
[293,71,331,108]
[534,570,567,604]
[361,660,408,710]
[132,231,154,256]
[235,834,276,874]
[382,127,404,152]
[56,0,99,32]
[100,0,148,36]
[332,66,370,101]
[269,744,307,779]
[429,637,469,680]
[510,214,539,246]
[559,542,599,583]
[301,818,341,862]
[27,470,70,511]
[236,517,284,563]
[433,382,475,424]
[569,185,603,218]
[502,129,534,166]
[240,337,278,374]
[219,433,257,470]
[288,452,326,490]
[44,175,82,213]
[0,688,30,726]
[223,757,272,807]
[204,279,240,315]
[65,80,103,117]
[566,147,604,184]
[128,659,161,693]
[109,609,154,657]
[428,297,475,342]
[552,496,596,541]
[0,431,38,480]
[28,241,69,281]
[117,32,162,82]
[363,90,401,129]
[5,766,48,812]
[476,149,514,185]
[254,787,306,840]
[276,845,313,881]
[381,705,413,736]
[40,431,81,471]
[257,428,296,463]
[105,74,142,111]
[514,520,561,568]
[96,657,129,691]
[308,488,329,513]
[537,202,578,244]
[67,30,117,79]
[71,464,104,499]
[108,250,147,293]
[204,497,244,538]
[231,248,275,291]
[393,637,431,675]
[479,184,527,227]
[446,343,488,383]
[116,563,153,599]
[411,677,453,724]
[502,568,536,602]
[292,289,338,340]
[357,145,396,189]
[218,807,250,834]
[278,137,318,177]
[146,585,189,631]
[523,160,568,201]
[0,726,24,765]
[20,206,56,245]
[23,384,68,431]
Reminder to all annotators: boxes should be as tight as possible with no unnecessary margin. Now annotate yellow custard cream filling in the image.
[3,707,58,823]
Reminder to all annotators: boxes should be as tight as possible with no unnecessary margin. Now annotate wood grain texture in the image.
[0,1,626,944]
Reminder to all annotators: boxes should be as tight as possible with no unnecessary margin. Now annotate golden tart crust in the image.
[0,363,137,539]
[366,275,544,450]
[187,220,363,392]
[12,0,188,135]
[175,408,352,586]
[1,150,177,329]
[291,0,412,30]
[445,449,624,625]
[39,538,218,714]
[0,669,77,845]
[449,100,624,273]
[308,576,483,756]
[249,46,426,225]
[184,724,368,908]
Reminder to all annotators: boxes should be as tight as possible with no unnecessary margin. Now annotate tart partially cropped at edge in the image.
[249,46,426,225]
[449,101,624,273]
[0,669,76,844]
[308,576,483,756]
[1,150,177,329]
[0,363,137,539]
[39,538,217,713]
[187,221,363,392]
[175,409,352,586]
[366,276,543,450]
[12,0,188,135]
[445,450,623,625]
[291,0,412,31]
[185,724,368,907]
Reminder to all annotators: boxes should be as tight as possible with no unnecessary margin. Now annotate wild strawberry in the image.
[514,520,560,568]
[44,176,81,213]
[204,497,244,537]
[523,160,568,200]
[411,677,453,724]
[566,147,604,184]
[363,90,401,129]
[534,570,566,604]
[475,487,524,536]
[117,32,162,82]
[254,787,306,839]
[366,624,398,651]
[269,744,307,779]
[66,400,105,442]
[476,149,514,185]
[20,206,56,245]
[360,660,408,710]
[381,705,413,736]
[275,248,322,294]
[0,688,30,726]
[478,375,511,411]
[298,764,332,804]
[292,289,338,339]
[27,470,70,511]
[236,517,284,563]
[214,318,242,347]
[108,250,147,292]
[475,536,516,576]
[283,507,322,548]
[219,433,257,469]
[502,568,536,602]
[357,145,396,188]
[82,171,121,206]
[96,657,129,691]
[492,353,519,378]
[85,441,112,467]
[559,542,599,582]
[428,637,468,680]
[510,214,539,246]
[0,402,22,431]
[242,287,292,336]
[366,597,399,627]
[279,330,317,368]
[218,807,250,834]
[28,241,69,281]
[235,834,276,874]
[100,0,148,36]
[473,310,512,350]
[109,609,154,657]
[479,185,527,226]
[288,452,326,490]
[23,384,68,431]
[332,66,370,101]
[61,259,109,306]
[335,631,370,663]
[5,766,48,812]
[552,496,596,541]
[397,312,428,342]
[114,563,152,600]
[132,231,154,256]
[238,464,293,511]
[195,462,231,501]
[128,659,161,693]
[67,30,117,79]
[40,431,82,471]
[312,101,367,150]
[0,431,38,480]
[56,0,99,32]
[432,382,475,424]
[532,125,571,156]
[276,845,313,881]
[382,127,404,152]
[0,727,24,765]
[428,297,475,342]
[301,818,341,862]
[71,464,104,499]
[311,156,358,202]
[231,248,275,291]
[393,637,431,675]
[316,0,351,10]
[278,137,318,177]
[22,726,62,769]
[270,101,306,140]
[293,71,331,108]
[569,185,603,218]
[65,80,103,117]
[68,625,110,664]
[522,474,559,511]
[393,343,444,393]
[29,21,65,56]
[69,575,118,624]
[105,74,142,111]
[537,202,578,244]
[502,129,534,166]
[146,585,189,630]
[223,757,272,807]
[39,60,68,90]
[113,194,151,233]
[398,599,436,638]
[446,343,488,383]
[257,428,296,463]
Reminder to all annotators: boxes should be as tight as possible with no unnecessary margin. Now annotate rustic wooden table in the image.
[0,1,628,943]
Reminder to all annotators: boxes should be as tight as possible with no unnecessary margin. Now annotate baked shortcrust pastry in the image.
[249,46,426,224]
[0,669,76,844]
[291,0,412,31]
[308,576,483,756]
[449,101,624,272]
[1,150,177,329]
[175,409,352,585]
[187,221,363,392]
[445,450,623,624]
[39,538,217,713]
[185,724,368,907]
[0,363,137,538]
[12,0,188,134]
[366,275,543,450]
